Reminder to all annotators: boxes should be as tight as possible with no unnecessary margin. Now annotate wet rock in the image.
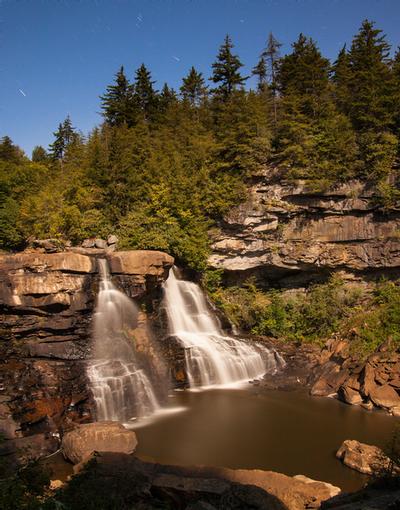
[336,439,392,475]
[0,249,172,463]
[61,422,138,464]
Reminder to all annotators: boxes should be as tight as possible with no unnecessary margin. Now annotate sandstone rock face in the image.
[208,177,400,285]
[0,249,173,461]
[336,439,392,475]
[62,422,138,464]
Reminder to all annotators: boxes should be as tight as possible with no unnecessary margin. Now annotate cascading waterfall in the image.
[87,259,160,423]
[163,267,285,388]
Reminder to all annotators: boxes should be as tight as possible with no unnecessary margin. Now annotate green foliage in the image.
[346,280,400,356]
[3,21,400,262]
[207,276,400,355]
[211,35,247,99]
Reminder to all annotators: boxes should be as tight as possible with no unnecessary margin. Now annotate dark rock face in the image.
[209,178,400,286]
[0,250,173,461]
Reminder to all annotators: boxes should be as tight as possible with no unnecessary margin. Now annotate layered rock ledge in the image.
[0,249,173,460]
[209,177,400,286]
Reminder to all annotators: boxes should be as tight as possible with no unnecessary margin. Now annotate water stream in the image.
[163,267,284,388]
[87,259,160,422]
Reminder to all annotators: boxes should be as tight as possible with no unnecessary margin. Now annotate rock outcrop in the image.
[209,177,400,286]
[0,249,173,461]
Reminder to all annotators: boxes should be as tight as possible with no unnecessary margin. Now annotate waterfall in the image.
[163,267,284,388]
[87,259,160,423]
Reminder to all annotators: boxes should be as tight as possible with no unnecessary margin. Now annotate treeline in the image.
[1,20,399,268]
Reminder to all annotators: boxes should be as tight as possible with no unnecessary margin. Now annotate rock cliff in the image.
[0,249,173,460]
[209,176,400,286]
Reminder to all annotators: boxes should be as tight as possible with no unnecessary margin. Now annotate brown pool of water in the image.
[135,387,399,492]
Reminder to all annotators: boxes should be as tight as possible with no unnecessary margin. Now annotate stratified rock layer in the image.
[209,178,400,285]
[0,249,173,460]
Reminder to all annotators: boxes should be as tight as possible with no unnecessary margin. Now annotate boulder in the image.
[94,238,107,249]
[107,250,174,276]
[336,439,391,475]
[81,238,96,248]
[107,234,118,246]
[62,422,138,464]
[369,384,400,410]
[338,384,363,406]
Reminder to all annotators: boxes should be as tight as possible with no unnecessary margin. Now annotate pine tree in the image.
[48,116,76,160]
[180,67,207,105]
[159,83,177,112]
[332,45,352,114]
[252,56,267,92]
[0,136,23,162]
[347,19,392,132]
[31,146,48,163]
[262,32,282,90]
[392,48,400,136]
[211,35,247,99]
[277,33,330,119]
[134,63,157,120]
[100,66,135,126]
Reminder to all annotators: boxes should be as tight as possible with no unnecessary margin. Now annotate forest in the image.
[1,19,399,271]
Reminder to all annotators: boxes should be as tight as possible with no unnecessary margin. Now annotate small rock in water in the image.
[336,439,393,475]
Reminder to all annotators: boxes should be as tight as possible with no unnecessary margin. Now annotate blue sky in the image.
[1,0,399,156]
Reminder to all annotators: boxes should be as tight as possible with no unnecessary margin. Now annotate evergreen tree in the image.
[134,64,157,120]
[48,123,65,160]
[347,19,392,132]
[0,136,23,162]
[48,116,76,160]
[31,146,48,163]
[332,45,352,114]
[158,83,177,112]
[180,67,207,105]
[211,35,247,99]
[262,32,282,91]
[392,48,400,136]
[277,33,330,118]
[252,56,267,92]
[100,66,135,126]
